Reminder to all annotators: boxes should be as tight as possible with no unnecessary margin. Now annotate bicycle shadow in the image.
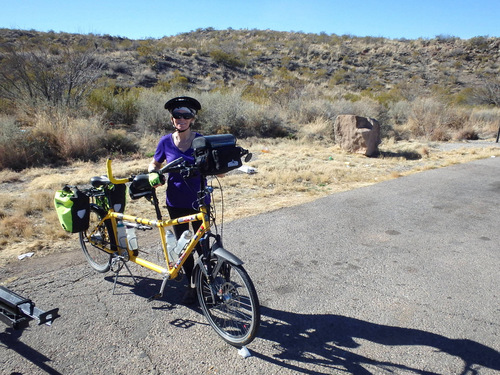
[256,306,500,375]
[1,327,63,375]
[103,273,187,309]
[103,274,208,330]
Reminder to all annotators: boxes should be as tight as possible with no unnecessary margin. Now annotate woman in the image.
[148,96,205,305]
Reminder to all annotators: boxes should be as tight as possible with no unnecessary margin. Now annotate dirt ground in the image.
[1,139,499,274]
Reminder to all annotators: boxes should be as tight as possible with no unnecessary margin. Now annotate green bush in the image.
[87,86,141,125]
[209,50,245,68]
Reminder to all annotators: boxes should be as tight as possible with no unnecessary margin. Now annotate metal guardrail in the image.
[0,286,59,329]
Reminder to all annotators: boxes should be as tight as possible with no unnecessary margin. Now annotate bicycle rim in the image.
[79,205,112,273]
[196,260,260,347]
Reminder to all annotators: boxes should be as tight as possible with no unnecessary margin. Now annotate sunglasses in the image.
[172,112,194,120]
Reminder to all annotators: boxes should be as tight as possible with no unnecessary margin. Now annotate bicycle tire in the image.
[79,205,113,273]
[195,258,260,347]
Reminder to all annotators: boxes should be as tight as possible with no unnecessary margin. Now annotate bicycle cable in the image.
[204,176,222,240]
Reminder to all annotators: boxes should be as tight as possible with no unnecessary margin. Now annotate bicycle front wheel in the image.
[195,258,260,347]
[79,205,113,273]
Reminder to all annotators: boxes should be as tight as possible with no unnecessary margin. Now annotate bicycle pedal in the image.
[148,293,162,302]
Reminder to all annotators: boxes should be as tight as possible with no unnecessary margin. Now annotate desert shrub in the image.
[87,86,141,125]
[329,97,382,119]
[405,98,473,141]
[328,69,349,86]
[0,109,141,170]
[196,90,257,136]
[407,98,448,140]
[371,88,405,107]
[470,108,500,127]
[471,80,500,107]
[387,100,412,125]
[454,128,479,141]
[136,90,170,134]
[209,50,245,68]
[0,116,22,169]
[0,125,60,171]
[0,115,18,140]
[1,115,59,170]
[469,107,500,137]
[34,110,107,161]
[287,93,336,125]
[102,129,139,154]
[197,90,290,138]
[469,108,500,124]
[243,107,291,138]
[467,36,491,51]
[241,84,271,105]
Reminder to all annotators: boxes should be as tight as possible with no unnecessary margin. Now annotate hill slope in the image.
[1,28,498,100]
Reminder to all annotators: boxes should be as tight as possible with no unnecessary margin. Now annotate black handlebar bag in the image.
[192,134,243,175]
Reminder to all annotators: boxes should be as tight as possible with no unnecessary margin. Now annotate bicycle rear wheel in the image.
[195,258,260,347]
[79,205,113,273]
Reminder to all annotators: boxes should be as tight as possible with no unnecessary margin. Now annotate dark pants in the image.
[166,206,204,286]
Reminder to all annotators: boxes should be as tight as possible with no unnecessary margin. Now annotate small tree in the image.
[0,41,103,111]
[472,80,500,107]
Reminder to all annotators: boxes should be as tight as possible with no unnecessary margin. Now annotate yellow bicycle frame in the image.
[86,159,211,280]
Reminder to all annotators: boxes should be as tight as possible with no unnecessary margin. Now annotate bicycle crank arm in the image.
[147,276,169,302]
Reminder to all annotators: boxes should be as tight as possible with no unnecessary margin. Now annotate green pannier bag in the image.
[54,186,90,233]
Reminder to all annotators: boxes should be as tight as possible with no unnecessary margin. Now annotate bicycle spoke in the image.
[196,259,260,346]
[79,206,112,273]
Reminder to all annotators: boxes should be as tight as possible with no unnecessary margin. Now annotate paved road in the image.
[2,157,500,374]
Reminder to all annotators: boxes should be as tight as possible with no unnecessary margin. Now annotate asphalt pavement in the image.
[2,157,500,374]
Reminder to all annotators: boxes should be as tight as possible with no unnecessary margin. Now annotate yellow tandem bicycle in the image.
[75,135,260,347]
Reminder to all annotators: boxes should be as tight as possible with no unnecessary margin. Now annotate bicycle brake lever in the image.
[160,157,184,174]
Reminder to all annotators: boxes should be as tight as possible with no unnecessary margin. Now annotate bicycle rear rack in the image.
[0,286,60,330]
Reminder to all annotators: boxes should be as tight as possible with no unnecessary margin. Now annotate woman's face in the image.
[171,109,195,132]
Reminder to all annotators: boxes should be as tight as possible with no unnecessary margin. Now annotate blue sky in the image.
[1,0,498,40]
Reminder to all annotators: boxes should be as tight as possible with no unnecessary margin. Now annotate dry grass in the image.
[1,138,499,267]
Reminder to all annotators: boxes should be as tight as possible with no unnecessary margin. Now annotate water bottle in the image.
[174,230,193,256]
[126,225,138,251]
[116,220,128,251]
[165,230,178,264]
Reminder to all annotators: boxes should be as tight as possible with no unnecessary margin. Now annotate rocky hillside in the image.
[1,27,498,101]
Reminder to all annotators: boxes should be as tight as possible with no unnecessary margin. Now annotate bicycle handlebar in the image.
[159,157,186,174]
[107,146,251,185]
[106,157,193,186]
[106,159,130,185]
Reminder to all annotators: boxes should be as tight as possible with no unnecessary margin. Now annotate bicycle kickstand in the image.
[111,256,138,295]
